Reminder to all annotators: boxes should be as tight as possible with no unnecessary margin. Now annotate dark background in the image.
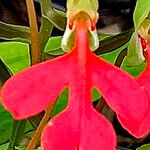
[0,0,137,33]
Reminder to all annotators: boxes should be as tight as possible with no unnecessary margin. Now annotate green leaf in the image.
[40,0,53,51]
[127,0,150,67]
[51,89,69,117]
[100,43,128,64]
[126,32,145,66]
[0,105,12,145]
[16,131,35,150]
[28,113,44,129]
[45,34,113,56]
[0,21,30,43]
[0,42,30,73]
[100,41,145,77]
[7,120,27,150]
[39,0,66,52]
[92,88,101,101]
[0,143,8,150]
[134,0,150,30]
[45,36,65,56]
[40,0,66,31]
[137,144,150,150]
[95,29,133,55]
[122,60,145,77]
[44,32,130,57]
[39,16,53,52]
[0,60,13,146]
[0,59,12,86]
[98,34,114,41]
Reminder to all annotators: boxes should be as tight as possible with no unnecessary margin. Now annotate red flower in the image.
[1,14,149,149]
[120,36,150,138]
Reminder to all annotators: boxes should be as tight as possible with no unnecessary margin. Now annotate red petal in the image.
[42,109,79,150]
[80,109,116,150]
[122,68,150,137]
[42,107,116,150]
[118,41,150,137]
[117,109,150,138]
[117,69,150,138]
[1,54,72,119]
[91,54,148,137]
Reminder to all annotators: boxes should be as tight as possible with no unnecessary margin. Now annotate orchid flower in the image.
[123,19,150,138]
[1,0,149,149]
[126,35,150,137]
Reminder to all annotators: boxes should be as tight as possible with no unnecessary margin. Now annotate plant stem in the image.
[114,49,127,67]
[95,97,106,112]
[25,1,58,149]
[26,103,55,150]
[26,0,41,65]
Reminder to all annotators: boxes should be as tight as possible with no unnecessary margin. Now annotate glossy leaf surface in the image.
[0,21,30,43]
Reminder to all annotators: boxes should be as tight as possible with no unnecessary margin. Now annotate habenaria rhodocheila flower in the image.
[1,1,149,150]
